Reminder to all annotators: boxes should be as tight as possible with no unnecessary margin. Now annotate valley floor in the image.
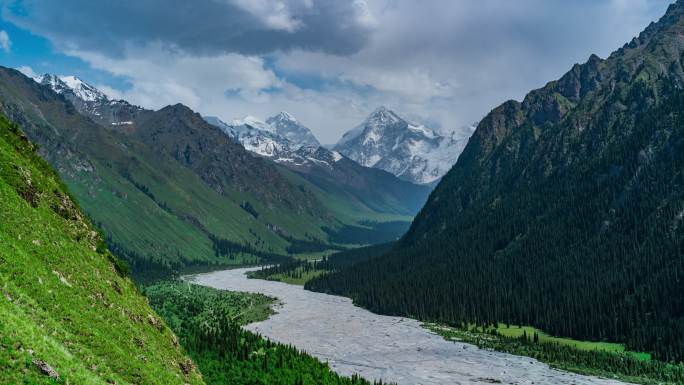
[189,267,631,385]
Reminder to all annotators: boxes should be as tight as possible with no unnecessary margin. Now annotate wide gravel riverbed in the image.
[190,268,627,385]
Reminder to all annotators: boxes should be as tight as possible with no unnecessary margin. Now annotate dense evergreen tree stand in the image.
[146,281,391,385]
[308,3,684,364]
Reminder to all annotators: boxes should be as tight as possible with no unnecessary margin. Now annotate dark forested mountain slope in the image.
[308,1,684,362]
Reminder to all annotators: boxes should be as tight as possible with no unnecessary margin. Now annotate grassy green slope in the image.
[69,139,293,264]
[0,68,305,270]
[0,115,204,385]
[277,165,413,225]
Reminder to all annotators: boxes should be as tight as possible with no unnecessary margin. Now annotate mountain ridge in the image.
[308,0,684,362]
[204,114,432,218]
[0,67,328,274]
[0,67,428,276]
[36,73,144,128]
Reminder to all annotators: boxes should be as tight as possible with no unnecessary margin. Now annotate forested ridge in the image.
[307,1,684,363]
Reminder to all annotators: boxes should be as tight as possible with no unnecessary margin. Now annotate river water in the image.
[190,268,627,385]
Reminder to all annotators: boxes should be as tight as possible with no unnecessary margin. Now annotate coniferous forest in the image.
[146,281,390,385]
[308,4,684,364]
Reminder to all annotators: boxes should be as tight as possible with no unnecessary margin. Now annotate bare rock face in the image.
[32,359,59,380]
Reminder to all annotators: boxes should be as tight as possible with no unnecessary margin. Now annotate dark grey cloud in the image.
[276,0,674,139]
[1,0,374,56]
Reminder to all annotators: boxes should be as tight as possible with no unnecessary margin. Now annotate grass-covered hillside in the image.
[0,115,203,385]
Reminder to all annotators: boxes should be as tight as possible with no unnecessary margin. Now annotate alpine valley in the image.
[4,1,684,385]
[309,0,684,369]
[0,68,431,277]
[0,113,388,385]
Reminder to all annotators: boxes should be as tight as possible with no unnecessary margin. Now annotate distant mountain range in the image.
[334,106,472,185]
[0,69,430,276]
[204,114,342,168]
[204,114,431,222]
[207,106,471,186]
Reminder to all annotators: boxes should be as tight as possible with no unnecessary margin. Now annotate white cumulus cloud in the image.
[0,30,11,52]
[16,65,37,79]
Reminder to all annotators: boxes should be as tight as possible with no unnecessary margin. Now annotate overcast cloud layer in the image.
[0,0,673,142]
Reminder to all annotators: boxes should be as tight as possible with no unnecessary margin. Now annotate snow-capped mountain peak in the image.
[204,114,338,169]
[59,75,106,102]
[38,74,107,102]
[230,115,275,133]
[337,106,404,149]
[334,107,471,185]
[266,111,320,148]
[206,115,293,159]
[367,106,402,125]
[36,73,143,126]
[273,111,298,122]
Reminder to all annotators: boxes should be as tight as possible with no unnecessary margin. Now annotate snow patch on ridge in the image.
[38,74,107,102]
[204,114,341,169]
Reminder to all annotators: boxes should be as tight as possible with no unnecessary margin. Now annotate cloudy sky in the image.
[0,0,674,143]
